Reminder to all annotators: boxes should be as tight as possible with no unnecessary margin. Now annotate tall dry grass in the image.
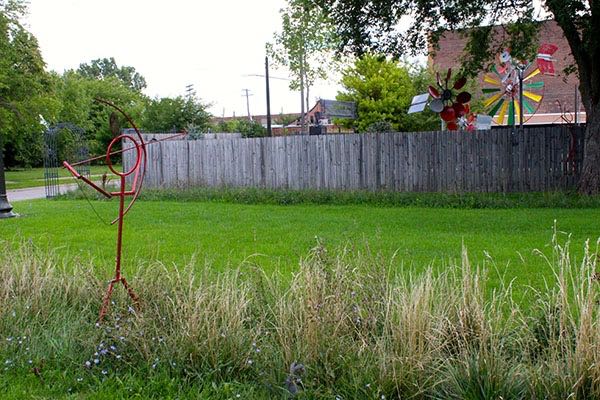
[1,234,599,398]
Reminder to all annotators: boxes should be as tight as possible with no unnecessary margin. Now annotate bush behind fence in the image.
[125,126,584,193]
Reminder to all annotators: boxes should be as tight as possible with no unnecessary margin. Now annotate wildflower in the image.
[93,359,100,365]
[85,361,91,368]
[11,310,16,317]
[6,337,12,342]
[247,359,253,365]
[101,369,108,375]
[27,359,32,364]
[110,345,117,352]
[116,355,122,360]
[77,377,83,382]
[4,359,12,365]
[127,306,135,314]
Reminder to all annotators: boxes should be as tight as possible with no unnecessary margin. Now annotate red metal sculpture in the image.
[428,68,473,131]
[63,99,184,322]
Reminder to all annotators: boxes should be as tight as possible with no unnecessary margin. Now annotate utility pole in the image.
[0,139,18,219]
[265,56,272,136]
[300,60,306,135]
[242,89,253,121]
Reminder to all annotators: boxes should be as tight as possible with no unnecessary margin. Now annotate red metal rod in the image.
[68,132,187,167]
[63,161,112,198]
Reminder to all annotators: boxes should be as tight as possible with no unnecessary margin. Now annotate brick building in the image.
[431,20,586,125]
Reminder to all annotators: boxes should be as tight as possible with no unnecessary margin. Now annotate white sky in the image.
[24,0,342,118]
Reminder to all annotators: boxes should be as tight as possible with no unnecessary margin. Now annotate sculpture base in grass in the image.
[0,195,18,218]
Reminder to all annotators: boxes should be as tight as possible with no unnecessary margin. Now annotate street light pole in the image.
[0,140,18,219]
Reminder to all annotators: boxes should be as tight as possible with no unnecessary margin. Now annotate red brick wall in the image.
[431,21,583,120]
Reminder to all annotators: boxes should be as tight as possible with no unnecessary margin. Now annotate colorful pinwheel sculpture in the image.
[482,48,547,126]
[428,68,473,131]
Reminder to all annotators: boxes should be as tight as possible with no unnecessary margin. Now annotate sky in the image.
[24,0,342,118]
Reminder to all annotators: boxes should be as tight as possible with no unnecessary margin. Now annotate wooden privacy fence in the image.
[124,126,584,193]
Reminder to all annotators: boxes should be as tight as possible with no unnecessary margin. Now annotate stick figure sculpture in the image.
[63,99,184,322]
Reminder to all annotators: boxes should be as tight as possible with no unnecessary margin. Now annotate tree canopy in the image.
[142,95,211,134]
[78,57,147,92]
[0,0,53,166]
[336,54,438,132]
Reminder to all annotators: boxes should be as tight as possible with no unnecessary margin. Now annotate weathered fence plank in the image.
[124,127,583,193]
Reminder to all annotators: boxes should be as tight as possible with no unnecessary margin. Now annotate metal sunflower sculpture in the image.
[482,49,546,126]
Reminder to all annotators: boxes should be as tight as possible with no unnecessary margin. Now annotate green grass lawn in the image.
[5,165,117,190]
[3,198,600,293]
[3,196,600,399]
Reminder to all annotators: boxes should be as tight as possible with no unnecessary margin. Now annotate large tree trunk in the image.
[579,104,600,194]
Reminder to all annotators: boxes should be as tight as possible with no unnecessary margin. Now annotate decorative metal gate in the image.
[43,123,90,198]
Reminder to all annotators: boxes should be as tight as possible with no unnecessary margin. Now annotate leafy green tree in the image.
[142,96,211,134]
[337,55,438,132]
[211,119,267,138]
[267,0,338,134]
[316,0,600,194]
[78,57,147,92]
[0,0,54,167]
[50,71,146,156]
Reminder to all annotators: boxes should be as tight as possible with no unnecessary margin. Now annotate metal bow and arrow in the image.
[65,98,185,224]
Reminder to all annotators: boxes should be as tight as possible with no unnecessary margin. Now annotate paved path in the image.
[7,184,79,201]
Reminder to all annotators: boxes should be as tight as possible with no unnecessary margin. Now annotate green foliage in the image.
[315,0,539,76]
[50,71,147,156]
[336,55,438,132]
[211,119,267,138]
[132,187,600,209]
[142,95,211,134]
[0,1,55,167]
[77,57,147,92]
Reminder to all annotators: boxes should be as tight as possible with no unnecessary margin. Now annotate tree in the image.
[211,119,267,138]
[78,57,147,92]
[337,55,439,132]
[267,0,338,134]
[316,0,600,194]
[49,71,147,157]
[0,0,54,167]
[142,96,211,134]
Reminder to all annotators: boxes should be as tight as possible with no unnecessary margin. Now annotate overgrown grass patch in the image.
[1,234,599,398]
[125,187,600,208]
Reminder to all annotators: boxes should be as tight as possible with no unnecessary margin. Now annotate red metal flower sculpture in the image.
[428,68,473,131]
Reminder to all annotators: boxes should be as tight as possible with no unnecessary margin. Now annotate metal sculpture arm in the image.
[63,160,112,198]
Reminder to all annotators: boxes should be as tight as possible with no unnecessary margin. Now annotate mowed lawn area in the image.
[3,198,600,293]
